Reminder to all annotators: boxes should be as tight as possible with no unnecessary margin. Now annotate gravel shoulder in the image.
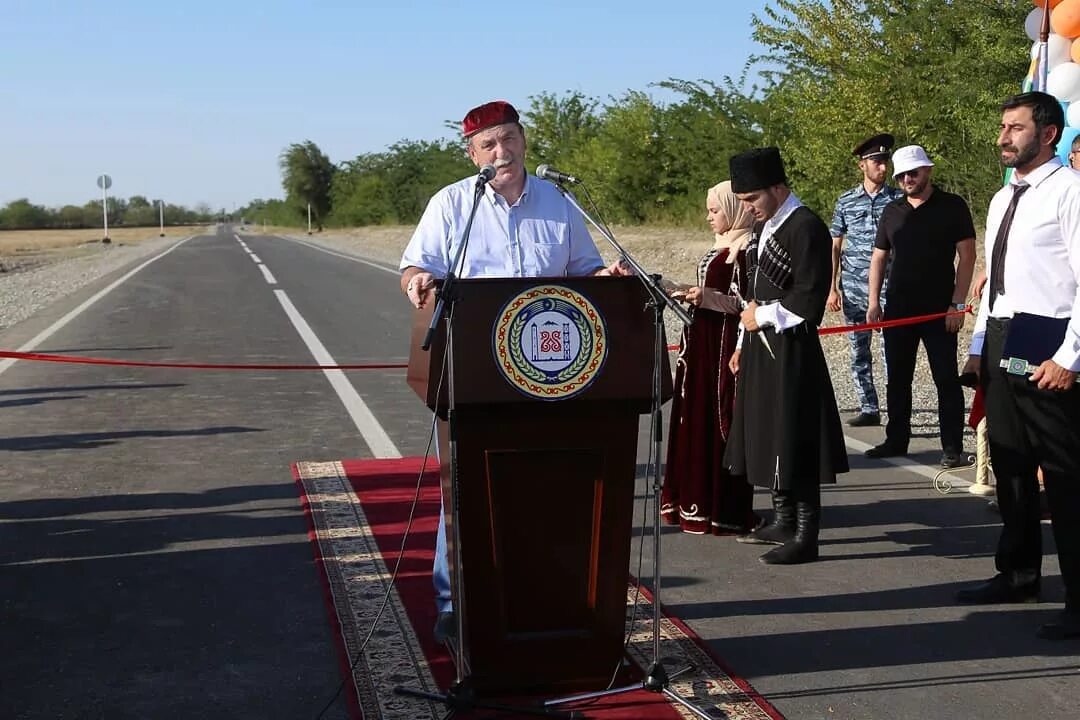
[0,235,183,334]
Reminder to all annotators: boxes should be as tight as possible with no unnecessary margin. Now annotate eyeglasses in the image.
[895,169,922,180]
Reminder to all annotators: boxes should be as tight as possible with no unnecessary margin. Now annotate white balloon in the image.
[1032,34,1076,68]
[1026,7,1047,43]
[1048,62,1080,103]
[1067,101,1080,128]
[1050,33,1073,68]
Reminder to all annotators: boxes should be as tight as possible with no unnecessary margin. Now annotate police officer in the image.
[828,133,904,426]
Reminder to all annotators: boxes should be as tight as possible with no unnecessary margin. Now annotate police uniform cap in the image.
[853,133,895,160]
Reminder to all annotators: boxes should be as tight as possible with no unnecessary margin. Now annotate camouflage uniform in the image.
[830,184,903,414]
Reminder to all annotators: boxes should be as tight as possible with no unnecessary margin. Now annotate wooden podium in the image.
[407,276,672,695]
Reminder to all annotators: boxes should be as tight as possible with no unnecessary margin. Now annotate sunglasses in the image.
[895,168,923,180]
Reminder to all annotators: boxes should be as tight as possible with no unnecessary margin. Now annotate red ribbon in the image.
[667,305,972,350]
[817,305,973,336]
[2,308,973,368]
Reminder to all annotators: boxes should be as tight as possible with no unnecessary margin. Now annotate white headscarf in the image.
[706,180,754,264]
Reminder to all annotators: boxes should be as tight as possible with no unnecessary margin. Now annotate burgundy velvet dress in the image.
[661,246,756,535]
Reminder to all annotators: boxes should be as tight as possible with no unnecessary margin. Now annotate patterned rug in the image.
[293,457,783,720]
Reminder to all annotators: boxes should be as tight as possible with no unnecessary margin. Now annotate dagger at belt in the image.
[730,280,776,360]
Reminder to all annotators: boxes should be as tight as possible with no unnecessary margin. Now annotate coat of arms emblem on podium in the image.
[492,285,608,399]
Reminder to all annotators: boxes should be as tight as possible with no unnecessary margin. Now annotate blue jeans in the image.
[842,296,887,414]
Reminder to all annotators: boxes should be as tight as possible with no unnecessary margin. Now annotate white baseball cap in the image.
[892,145,934,177]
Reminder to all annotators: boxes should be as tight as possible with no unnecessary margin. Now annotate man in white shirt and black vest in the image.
[723,146,849,565]
[957,91,1080,641]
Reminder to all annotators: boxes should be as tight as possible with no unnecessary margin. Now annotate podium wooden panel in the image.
[407,276,672,695]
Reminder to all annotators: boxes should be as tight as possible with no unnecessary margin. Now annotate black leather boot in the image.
[760,490,820,565]
[737,492,796,546]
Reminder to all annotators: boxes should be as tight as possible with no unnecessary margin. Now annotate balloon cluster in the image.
[1028,0,1080,160]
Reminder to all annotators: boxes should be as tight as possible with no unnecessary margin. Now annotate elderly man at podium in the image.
[399,99,627,643]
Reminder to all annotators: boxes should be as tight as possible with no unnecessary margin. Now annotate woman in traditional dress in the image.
[661,181,758,535]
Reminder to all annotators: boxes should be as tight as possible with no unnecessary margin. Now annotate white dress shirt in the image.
[968,157,1080,371]
[399,174,604,278]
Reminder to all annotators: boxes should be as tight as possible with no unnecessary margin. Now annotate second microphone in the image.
[536,164,581,185]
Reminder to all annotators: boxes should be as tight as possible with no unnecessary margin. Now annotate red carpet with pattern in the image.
[292,456,783,720]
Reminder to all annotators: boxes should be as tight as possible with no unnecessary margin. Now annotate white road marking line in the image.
[844,434,972,488]
[257,264,277,285]
[249,254,261,263]
[274,289,401,459]
[0,237,194,377]
[272,235,399,275]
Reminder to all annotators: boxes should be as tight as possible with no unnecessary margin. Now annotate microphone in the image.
[536,164,581,185]
[477,164,496,185]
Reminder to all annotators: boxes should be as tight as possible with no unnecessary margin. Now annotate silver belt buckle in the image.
[999,357,1034,375]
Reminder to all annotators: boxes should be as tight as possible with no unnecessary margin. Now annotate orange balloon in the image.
[1052,0,1080,39]
[1072,38,1080,63]
[1035,0,1066,8]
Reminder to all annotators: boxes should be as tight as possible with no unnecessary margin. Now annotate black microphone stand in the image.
[395,171,578,720]
[543,180,712,719]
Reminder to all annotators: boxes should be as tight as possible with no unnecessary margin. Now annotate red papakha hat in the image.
[462,100,520,138]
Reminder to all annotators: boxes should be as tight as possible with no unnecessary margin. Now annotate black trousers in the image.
[882,316,964,452]
[983,317,1080,610]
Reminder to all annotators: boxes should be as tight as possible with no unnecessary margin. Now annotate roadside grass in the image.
[0,226,207,257]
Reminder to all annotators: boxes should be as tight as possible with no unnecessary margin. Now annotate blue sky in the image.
[1,1,773,211]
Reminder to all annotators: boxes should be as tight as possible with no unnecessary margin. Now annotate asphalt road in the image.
[0,226,423,720]
[1,226,1076,719]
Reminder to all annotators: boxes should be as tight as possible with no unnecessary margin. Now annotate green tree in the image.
[279,140,336,230]
[124,205,157,226]
[576,91,667,223]
[1,199,50,229]
[653,76,764,221]
[329,155,396,225]
[752,0,1030,217]
[521,91,602,171]
[237,198,302,227]
[58,205,86,228]
[332,174,394,225]
[327,140,473,226]
[381,139,474,222]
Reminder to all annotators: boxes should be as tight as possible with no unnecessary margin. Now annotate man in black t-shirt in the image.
[865,145,977,468]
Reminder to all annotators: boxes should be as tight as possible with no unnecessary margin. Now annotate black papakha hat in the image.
[853,133,895,160]
[730,147,787,193]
